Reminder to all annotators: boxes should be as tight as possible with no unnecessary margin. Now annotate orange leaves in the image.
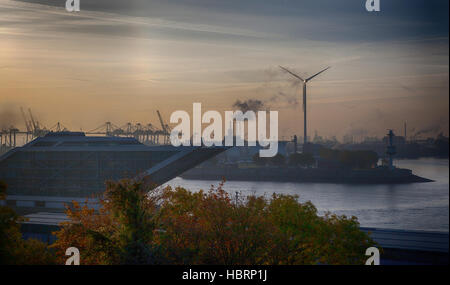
[50,178,377,265]
[51,179,164,265]
[157,181,272,265]
[0,180,56,265]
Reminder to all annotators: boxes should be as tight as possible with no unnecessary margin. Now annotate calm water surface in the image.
[165,158,449,232]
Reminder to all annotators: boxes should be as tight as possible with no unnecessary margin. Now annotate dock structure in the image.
[1,108,173,149]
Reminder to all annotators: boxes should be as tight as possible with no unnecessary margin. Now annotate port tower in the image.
[386,129,397,170]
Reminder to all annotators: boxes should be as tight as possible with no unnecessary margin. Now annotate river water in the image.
[165,158,449,232]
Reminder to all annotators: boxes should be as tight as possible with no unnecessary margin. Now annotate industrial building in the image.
[0,131,225,211]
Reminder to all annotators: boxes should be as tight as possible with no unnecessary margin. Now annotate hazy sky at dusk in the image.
[0,0,448,140]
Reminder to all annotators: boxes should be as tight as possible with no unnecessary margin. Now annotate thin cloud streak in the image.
[0,0,448,137]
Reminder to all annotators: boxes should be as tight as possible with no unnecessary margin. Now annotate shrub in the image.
[319,148,378,169]
[51,179,377,265]
[51,179,165,265]
[0,180,56,265]
[288,152,315,167]
[253,153,286,166]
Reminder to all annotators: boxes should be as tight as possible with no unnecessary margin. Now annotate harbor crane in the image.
[157,110,171,144]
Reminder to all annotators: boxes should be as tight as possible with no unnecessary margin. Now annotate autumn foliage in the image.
[0,180,56,265]
[50,179,377,265]
[50,180,164,265]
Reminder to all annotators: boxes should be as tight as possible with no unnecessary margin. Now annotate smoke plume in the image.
[268,91,299,106]
[232,99,265,113]
[414,117,446,137]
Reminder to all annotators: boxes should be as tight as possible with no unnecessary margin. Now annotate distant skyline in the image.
[0,0,448,139]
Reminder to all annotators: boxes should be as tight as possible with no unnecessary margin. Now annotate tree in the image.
[0,180,56,265]
[319,148,378,169]
[265,194,376,264]
[51,179,377,265]
[51,179,165,265]
[288,152,315,167]
[253,153,286,166]
[270,153,286,166]
[252,153,267,166]
[157,181,377,265]
[157,181,274,264]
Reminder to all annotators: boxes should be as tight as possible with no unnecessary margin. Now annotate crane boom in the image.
[156,110,167,133]
[20,107,31,132]
[28,108,37,131]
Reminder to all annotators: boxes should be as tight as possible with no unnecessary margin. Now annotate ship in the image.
[0,132,226,212]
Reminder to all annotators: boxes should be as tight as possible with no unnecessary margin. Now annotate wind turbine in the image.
[279,65,330,146]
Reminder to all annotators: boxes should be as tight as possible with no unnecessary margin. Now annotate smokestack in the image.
[404,121,407,141]
[293,135,298,153]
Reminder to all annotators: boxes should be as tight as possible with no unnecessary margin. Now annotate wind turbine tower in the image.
[279,65,330,146]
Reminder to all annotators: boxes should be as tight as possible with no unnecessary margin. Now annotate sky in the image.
[0,0,448,140]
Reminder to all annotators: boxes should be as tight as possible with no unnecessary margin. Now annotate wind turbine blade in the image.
[306,66,330,82]
[279,66,305,82]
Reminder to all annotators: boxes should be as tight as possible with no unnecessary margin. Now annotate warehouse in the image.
[0,131,225,211]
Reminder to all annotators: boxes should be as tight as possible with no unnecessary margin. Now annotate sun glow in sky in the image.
[0,0,448,139]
